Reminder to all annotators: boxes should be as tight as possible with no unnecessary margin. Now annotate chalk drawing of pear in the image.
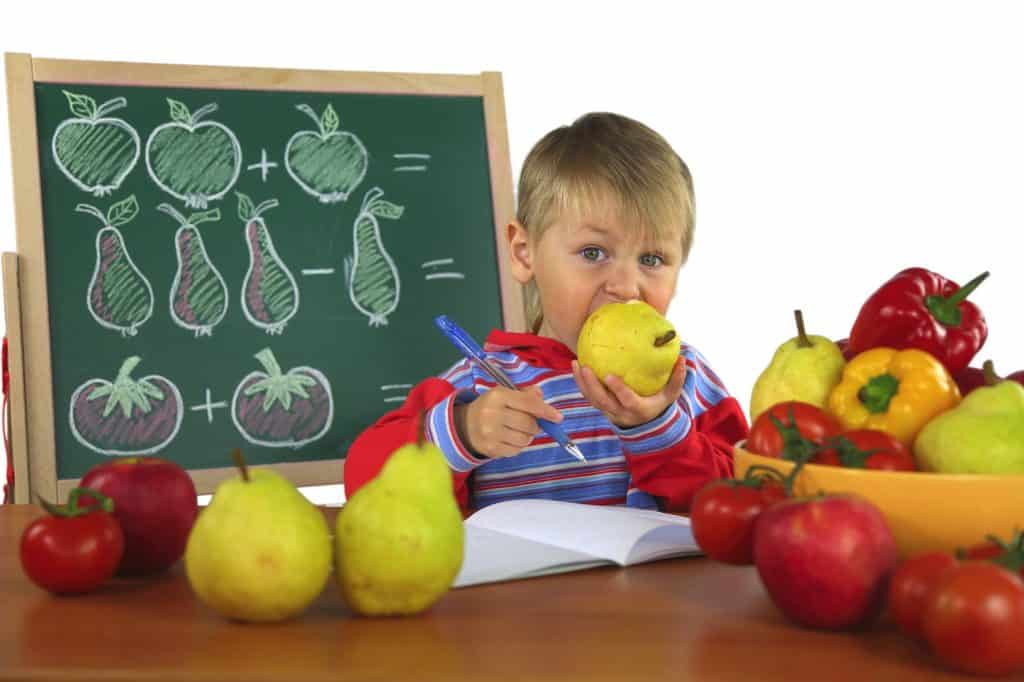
[285,103,368,204]
[52,91,140,197]
[80,196,154,337]
[237,192,299,335]
[348,187,404,327]
[158,203,229,337]
[146,99,242,209]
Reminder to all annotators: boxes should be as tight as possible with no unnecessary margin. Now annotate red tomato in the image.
[691,477,788,565]
[887,551,959,639]
[19,488,125,595]
[923,562,1024,677]
[814,429,917,471]
[747,401,840,460]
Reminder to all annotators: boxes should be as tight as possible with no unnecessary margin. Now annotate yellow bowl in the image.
[734,444,1024,558]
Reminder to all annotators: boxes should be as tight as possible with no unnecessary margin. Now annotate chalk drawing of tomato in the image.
[70,356,183,456]
[145,99,242,209]
[285,103,368,204]
[52,91,140,197]
[231,348,333,448]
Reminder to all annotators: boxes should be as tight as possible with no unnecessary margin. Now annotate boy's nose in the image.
[604,266,641,302]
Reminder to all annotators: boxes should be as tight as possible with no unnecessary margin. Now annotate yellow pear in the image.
[576,301,681,396]
[184,450,332,623]
[335,431,464,616]
[749,310,846,422]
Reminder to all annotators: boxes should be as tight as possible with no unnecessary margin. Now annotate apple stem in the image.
[296,104,323,132]
[231,448,250,482]
[95,96,128,119]
[983,360,1001,387]
[794,310,813,348]
[654,330,677,347]
[190,103,218,126]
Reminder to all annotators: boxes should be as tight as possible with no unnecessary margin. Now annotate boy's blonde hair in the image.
[515,112,696,332]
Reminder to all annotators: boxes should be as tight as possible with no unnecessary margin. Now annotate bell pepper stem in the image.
[924,271,989,328]
[858,374,900,414]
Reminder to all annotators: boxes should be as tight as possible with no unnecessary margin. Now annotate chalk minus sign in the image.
[301,268,336,275]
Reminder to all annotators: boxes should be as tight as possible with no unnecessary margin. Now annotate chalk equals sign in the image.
[422,258,465,281]
[381,383,412,403]
[394,153,430,172]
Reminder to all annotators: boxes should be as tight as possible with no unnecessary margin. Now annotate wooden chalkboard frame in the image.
[3,52,523,503]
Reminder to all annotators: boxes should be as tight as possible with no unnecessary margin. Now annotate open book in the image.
[453,499,702,588]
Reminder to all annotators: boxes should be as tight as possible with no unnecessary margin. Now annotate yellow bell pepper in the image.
[827,347,961,446]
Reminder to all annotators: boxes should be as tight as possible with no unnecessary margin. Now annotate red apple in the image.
[79,457,198,576]
[954,360,1024,396]
[753,494,897,630]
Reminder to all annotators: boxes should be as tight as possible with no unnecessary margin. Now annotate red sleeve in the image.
[622,396,749,512]
[342,377,477,514]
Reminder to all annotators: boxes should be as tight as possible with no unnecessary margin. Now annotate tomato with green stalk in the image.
[19,488,124,594]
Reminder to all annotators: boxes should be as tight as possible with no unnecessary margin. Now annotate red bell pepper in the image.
[848,267,988,374]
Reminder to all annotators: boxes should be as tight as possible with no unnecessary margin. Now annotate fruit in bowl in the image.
[733,443,1024,557]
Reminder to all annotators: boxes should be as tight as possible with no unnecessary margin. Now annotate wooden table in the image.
[1,504,1015,681]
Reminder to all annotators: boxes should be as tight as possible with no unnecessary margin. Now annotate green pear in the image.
[335,433,464,616]
[914,371,1024,474]
[185,450,332,622]
[576,300,681,396]
[750,310,846,422]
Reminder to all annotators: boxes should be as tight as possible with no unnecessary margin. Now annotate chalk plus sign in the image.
[189,388,228,424]
[246,149,278,182]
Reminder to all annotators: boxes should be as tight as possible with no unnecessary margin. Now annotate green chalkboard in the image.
[31,80,507,482]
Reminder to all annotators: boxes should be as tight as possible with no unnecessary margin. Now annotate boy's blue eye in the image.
[580,246,605,262]
[640,253,664,267]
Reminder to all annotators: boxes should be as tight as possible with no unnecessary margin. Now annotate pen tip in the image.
[567,443,587,462]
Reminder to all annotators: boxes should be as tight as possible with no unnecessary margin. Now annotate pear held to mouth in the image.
[576,301,681,396]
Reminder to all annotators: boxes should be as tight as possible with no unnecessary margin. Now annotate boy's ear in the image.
[506,220,533,284]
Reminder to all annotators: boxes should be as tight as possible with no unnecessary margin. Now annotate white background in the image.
[2,1,1022,504]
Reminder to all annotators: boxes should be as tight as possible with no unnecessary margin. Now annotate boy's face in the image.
[509,200,685,353]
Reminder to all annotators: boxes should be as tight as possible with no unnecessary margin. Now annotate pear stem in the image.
[983,360,1001,387]
[794,310,813,349]
[654,330,677,348]
[415,410,428,447]
[231,448,250,482]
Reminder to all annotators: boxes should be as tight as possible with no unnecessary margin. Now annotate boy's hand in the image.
[453,386,564,459]
[572,358,686,429]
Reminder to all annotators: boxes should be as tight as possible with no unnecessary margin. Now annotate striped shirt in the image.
[344,330,748,514]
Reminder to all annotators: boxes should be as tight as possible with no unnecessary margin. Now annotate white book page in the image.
[465,499,697,566]
[453,525,610,588]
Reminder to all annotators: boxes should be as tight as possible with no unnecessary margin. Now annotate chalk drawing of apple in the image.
[145,99,242,209]
[52,91,140,197]
[284,103,368,204]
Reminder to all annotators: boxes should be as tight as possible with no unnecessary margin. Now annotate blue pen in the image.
[434,315,587,463]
